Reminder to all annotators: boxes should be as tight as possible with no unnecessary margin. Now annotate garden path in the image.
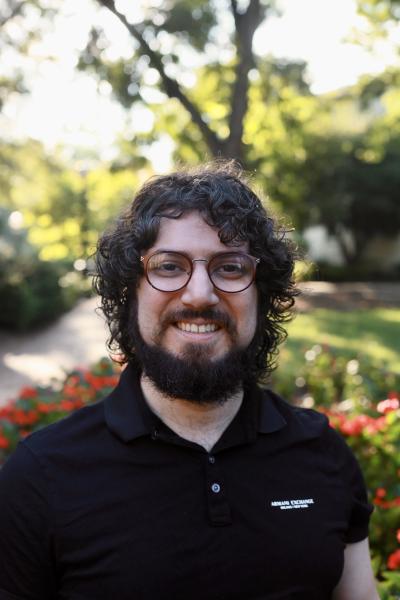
[0,298,108,406]
[1,282,399,406]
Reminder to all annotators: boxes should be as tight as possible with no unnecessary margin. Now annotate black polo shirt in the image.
[0,364,372,600]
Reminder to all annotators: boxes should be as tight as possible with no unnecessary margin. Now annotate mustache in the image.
[158,308,237,337]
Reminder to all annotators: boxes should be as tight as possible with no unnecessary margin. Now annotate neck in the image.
[140,375,244,452]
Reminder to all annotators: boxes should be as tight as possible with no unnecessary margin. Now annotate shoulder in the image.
[260,388,357,460]
[262,387,330,435]
[17,399,107,467]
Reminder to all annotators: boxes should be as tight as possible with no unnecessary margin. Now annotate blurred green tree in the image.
[266,83,400,266]
[356,0,400,31]
[80,0,280,163]
[353,0,400,105]
[0,140,142,261]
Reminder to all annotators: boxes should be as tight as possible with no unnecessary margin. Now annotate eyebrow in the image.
[148,248,249,258]
[151,246,249,258]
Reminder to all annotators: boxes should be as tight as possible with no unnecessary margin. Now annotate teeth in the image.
[177,322,218,333]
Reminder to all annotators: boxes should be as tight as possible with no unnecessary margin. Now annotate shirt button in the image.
[151,429,158,440]
[211,483,221,493]
[208,455,215,464]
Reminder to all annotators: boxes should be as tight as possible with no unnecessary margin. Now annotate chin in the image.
[169,341,230,363]
[135,338,252,404]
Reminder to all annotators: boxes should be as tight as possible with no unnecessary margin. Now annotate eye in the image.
[218,263,243,276]
[147,253,190,277]
[158,261,185,275]
[210,255,250,279]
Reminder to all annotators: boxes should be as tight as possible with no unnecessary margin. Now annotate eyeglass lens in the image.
[145,251,255,292]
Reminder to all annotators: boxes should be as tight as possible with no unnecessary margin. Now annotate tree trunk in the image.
[224,0,265,162]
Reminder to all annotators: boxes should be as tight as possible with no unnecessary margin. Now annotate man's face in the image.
[136,211,258,364]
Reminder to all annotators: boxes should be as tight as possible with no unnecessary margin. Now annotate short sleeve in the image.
[328,428,374,544]
[0,442,56,599]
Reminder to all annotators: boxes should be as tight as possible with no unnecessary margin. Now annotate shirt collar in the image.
[104,363,151,442]
[257,386,287,433]
[104,363,287,443]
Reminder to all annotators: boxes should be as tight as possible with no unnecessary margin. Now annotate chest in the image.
[54,445,348,599]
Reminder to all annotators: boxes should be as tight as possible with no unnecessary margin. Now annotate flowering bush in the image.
[273,345,400,596]
[0,358,120,463]
[0,349,399,594]
[323,398,400,596]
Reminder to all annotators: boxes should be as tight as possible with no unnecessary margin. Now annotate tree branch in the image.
[96,0,224,156]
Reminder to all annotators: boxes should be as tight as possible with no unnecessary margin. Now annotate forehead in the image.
[150,211,249,256]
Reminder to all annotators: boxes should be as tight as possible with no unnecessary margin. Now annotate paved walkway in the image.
[0,298,108,406]
[1,283,399,406]
[296,281,400,311]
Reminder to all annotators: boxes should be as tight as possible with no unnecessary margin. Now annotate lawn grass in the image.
[278,308,400,374]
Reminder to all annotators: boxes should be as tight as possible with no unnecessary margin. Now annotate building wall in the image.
[303,225,400,270]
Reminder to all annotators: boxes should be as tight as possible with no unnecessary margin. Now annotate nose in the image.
[180,261,219,308]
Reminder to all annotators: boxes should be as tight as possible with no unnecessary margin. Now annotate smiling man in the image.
[0,162,379,599]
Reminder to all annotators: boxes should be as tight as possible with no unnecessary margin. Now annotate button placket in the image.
[205,454,231,526]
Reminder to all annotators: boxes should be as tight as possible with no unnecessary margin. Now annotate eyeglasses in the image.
[141,251,260,293]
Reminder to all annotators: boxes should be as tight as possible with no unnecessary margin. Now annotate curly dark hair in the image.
[94,160,299,382]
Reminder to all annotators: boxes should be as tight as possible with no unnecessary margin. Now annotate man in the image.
[0,162,379,599]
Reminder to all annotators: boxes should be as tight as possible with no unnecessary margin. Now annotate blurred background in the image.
[0,0,399,395]
[1,1,400,590]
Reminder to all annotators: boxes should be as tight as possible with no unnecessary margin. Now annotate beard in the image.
[130,306,258,405]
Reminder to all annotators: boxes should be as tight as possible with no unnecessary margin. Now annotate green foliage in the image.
[236,61,399,273]
[357,0,400,28]
[274,343,399,409]
[315,262,400,283]
[0,208,89,331]
[0,140,145,262]
[141,0,218,52]
[378,570,400,599]
[282,308,400,375]
[0,139,147,328]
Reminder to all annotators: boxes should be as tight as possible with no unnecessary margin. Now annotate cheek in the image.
[136,281,172,341]
[136,283,157,339]
[237,289,258,342]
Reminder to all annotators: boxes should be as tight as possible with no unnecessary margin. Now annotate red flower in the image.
[60,400,76,412]
[0,434,10,449]
[12,409,38,426]
[339,415,369,436]
[19,387,38,399]
[37,403,58,414]
[376,488,387,499]
[0,407,12,419]
[388,549,400,570]
[373,494,400,509]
